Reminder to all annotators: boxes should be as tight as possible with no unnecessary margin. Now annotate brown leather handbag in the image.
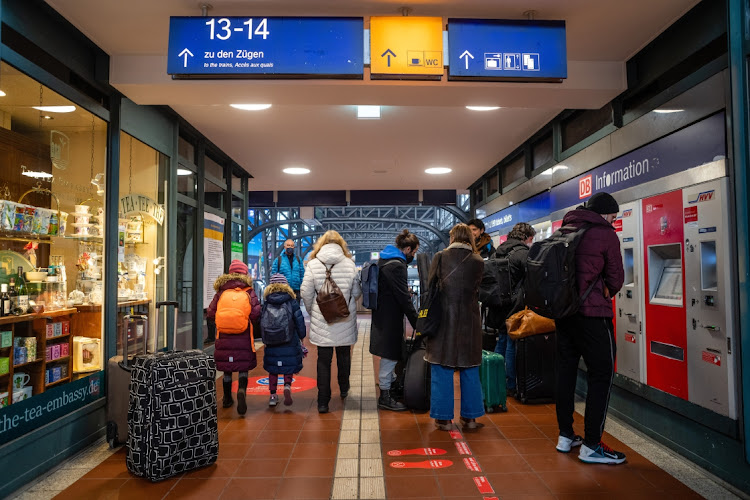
[506,307,556,340]
[316,263,350,323]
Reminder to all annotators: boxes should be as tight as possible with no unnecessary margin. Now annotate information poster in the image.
[203,213,225,305]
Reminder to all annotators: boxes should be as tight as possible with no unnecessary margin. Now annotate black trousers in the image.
[317,346,351,405]
[555,313,616,448]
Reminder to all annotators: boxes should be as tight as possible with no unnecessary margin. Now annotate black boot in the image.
[237,376,248,415]
[378,389,407,411]
[222,379,233,408]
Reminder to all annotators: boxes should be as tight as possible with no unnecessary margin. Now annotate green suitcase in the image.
[480,350,507,413]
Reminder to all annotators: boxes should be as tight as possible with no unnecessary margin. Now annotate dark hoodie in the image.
[262,283,306,375]
[207,273,261,372]
[477,233,496,259]
[562,207,624,317]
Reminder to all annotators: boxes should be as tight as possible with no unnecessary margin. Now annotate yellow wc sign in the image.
[370,17,444,79]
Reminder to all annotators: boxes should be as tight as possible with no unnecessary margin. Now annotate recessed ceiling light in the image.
[283,167,310,175]
[357,105,381,119]
[177,168,193,176]
[42,115,53,120]
[466,106,501,111]
[230,104,272,111]
[425,167,452,175]
[32,105,76,113]
[653,109,684,114]
[0,90,6,97]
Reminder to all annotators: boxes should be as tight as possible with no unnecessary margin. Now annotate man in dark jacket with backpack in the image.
[554,192,625,464]
[488,222,536,397]
[370,230,419,411]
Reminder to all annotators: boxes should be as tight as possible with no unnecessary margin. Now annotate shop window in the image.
[532,132,554,170]
[561,105,613,152]
[177,164,196,198]
[175,202,194,350]
[204,180,225,211]
[0,62,106,424]
[502,154,526,188]
[119,132,168,354]
[487,172,499,196]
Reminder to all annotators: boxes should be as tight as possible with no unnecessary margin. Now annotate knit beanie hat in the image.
[585,192,619,215]
[269,273,288,285]
[228,259,249,275]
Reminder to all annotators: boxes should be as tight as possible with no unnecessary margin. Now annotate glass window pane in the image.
[532,132,554,170]
[177,165,196,197]
[176,202,194,349]
[178,136,195,164]
[204,155,224,180]
[204,180,224,211]
[502,155,526,188]
[487,172,499,196]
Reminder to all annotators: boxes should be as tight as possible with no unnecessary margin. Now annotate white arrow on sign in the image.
[178,48,194,68]
[460,50,474,70]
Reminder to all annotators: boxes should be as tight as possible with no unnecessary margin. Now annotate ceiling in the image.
[44,0,700,193]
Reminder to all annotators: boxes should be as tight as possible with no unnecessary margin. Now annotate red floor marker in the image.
[474,476,495,494]
[463,457,482,472]
[449,430,462,440]
[388,448,447,456]
[389,460,454,469]
[455,441,472,455]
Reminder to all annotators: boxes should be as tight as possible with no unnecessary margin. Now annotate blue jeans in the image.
[494,333,516,390]
[379,358,398,390]
[429,364,485,421]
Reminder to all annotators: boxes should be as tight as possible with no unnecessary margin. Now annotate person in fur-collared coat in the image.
[206,260,261,415]
[262,273,306,407]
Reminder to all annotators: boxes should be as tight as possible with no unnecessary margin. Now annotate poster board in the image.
[203,213,225,306]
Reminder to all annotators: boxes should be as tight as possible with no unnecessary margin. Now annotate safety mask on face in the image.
[285,248,294,256]
[405,255,414,264]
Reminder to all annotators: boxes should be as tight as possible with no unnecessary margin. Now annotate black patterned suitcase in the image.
[126,350,218,481]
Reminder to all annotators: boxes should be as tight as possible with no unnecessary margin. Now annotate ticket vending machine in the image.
[614,202,645,383]
[642,189,688,400]
[682,178,737,418]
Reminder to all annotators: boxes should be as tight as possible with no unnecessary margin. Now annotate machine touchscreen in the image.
[652,265,683,305]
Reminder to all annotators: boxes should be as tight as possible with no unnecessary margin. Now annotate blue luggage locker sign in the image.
[167,17,364,78]
[447,19,567,81]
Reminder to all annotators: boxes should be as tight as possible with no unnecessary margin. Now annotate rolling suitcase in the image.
[403,334,430,412]
[126,301,218,481]
[480,350,507,413]
[106,312,148,447]
[516,331,556,404]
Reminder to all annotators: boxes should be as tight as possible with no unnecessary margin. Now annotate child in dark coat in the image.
[262,273,306,406]
[206,260,261,415]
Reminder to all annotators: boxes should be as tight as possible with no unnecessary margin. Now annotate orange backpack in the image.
[215,287,252,335]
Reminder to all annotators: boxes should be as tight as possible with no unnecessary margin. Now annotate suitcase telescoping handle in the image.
[121,313,148,369]
[155,301,179,350]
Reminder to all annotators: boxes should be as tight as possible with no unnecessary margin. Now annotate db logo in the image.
[579,175,592,199]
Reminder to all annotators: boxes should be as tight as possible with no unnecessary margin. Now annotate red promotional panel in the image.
[613,219,623,232]
[642,190,687,400]
[684,206,698,224]
[551,220,563,232]
[702,351,721,366]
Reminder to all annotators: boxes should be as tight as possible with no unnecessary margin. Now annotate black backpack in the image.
[360,260,397,310]
[260,301,295,346]
[524,224,597,319]
[479,247,523,308]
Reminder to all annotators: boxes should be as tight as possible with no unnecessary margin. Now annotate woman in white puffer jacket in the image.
[301,230,362,414]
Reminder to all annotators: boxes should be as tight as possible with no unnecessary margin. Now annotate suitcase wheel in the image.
[486,405,494,414]
[106,421,120,448]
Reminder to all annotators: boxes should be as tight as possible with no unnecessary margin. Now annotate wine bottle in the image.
[16,266,28,314]
[0,284,10,317]
[8,278,18,315]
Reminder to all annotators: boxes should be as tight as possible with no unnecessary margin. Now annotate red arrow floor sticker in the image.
[449,430,462,440]
[474,476,495,494]
[388,448,447,456]
[389,460,454,469]
[463,457,481,472]
[455,441,472,455]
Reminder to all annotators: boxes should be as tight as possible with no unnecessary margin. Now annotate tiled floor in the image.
[10,318,743,499]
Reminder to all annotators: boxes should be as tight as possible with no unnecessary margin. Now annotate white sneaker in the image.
[578,441,626,464]
[269,394,279,407]
[556,434,583,453]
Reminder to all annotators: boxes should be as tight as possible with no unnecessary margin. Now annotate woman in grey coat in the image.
[425,223,486,432]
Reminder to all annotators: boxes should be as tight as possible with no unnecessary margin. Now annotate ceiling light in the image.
[357,105,381,119]
[541,165,569,176]
[42,115,53,120]
[653,109,684,114]
[177,168,193,176]
[32,105,76,113]
[0,90,6,97]
[283,167,310,175]
[230,104,272,111]
[466,106,501,111]
[425,167,452,175]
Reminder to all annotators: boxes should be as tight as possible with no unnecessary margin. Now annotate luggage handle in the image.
[122,313,149,368]
[155,301,179,350]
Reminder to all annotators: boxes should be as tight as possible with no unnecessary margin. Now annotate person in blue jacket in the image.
[262,273,306,407]
[271,239,305,304]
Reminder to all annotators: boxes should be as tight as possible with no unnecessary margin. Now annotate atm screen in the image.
[654,266,683,301]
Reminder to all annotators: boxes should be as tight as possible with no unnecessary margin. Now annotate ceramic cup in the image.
[74,205,90,214]
[13,372,30,389]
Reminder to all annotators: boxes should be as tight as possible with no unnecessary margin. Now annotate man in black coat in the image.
[369,230,419,411]
[488,222,536,397]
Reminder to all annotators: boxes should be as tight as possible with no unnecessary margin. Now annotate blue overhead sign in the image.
[447,19,567,81]
[167,17,364,78]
